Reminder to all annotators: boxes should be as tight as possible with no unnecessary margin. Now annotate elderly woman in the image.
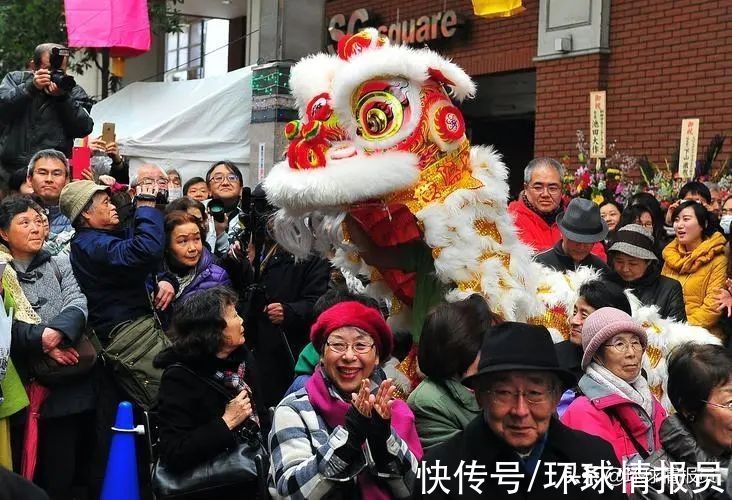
[662,200,727,339]
[633,343,732,500]
[154,287,262,498]
[0,196,93,498]
[152,211,230,330]
[268,300,421,499]
[166,195,228,254]
[408,295,497,451]
[607,224,686,321]
[562,308,666,463]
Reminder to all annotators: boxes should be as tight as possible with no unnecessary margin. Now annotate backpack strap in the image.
[608,406,651,459]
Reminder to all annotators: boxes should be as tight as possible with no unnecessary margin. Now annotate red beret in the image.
[310,301,393,359]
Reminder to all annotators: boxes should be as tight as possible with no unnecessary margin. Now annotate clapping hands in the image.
[351,378,396,420]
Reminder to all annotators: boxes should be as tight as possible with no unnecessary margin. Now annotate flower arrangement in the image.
[562,130,639,206]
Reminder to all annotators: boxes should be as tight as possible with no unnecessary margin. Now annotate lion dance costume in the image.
[263,29,719,409]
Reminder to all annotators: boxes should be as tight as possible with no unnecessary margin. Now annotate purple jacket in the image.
[177,247,231,301]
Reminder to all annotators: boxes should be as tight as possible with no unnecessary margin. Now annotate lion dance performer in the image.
[263,29,718,409]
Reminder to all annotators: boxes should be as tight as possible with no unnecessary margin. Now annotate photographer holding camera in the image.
[0,43,93,184]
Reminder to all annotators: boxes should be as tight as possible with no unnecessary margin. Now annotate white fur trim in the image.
[331,45,475,151]
[288,54,343,119]
[263,152,420,214]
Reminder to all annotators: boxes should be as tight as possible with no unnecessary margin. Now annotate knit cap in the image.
[581,307,647,369]
[310,301,393,359]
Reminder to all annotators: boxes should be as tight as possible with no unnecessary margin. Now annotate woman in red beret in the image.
[267,300,422,499]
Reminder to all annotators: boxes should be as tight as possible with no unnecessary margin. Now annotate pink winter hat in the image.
[581,307,647,369]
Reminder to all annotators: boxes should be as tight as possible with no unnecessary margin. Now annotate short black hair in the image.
[165,196,206,217]
[599,200,623,215]
[8,168,29,193]
[205,161,243,185]
[578,280,632,315]
[0,195,44,233]
[166,287,240,363]
[670,200,716,239]
[678,181,712,204]
[418,294,498,379]
[667,343,732,424]
[183,176,207,196]
[312,289,382,319]
[618,204,655,231]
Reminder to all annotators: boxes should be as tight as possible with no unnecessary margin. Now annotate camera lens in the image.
[50,72,76,92]
[209,199,226,223]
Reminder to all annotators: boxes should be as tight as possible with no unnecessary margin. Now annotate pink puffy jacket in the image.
[561,391,666,464]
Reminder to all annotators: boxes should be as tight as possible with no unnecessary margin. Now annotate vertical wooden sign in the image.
[589,91,606,159]
[678,119,700,180]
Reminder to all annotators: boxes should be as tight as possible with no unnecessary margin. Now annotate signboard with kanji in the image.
[589,91,606,159]
[678,118,700,180]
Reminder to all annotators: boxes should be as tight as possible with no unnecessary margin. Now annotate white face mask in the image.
[167,187,183,201]
[720,215,732,234]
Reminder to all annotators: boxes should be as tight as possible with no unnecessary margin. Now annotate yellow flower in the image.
[592,194,605,204]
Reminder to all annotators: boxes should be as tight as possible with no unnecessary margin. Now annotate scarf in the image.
[212,359,260,428]
[305,367,422,500]
[586,362,655,418]
[522,192,563,225]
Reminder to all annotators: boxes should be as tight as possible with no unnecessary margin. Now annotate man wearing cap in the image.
[508,158,606,260]
[534,197,609,274]
[606,224,686,321]
[415,322,625,500]
[60,180,173,340]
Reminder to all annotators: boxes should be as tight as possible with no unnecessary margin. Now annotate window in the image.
[165,19,204,81]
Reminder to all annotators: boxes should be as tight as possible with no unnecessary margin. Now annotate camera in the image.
[48,47,76,92]
[208,199,227,223]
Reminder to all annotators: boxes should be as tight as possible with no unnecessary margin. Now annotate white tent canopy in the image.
[90,66,252,182]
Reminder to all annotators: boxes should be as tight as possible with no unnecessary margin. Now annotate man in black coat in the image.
[535,197,609,274]
[240,234,330,409]
[0,43,93,182]
[415,322,627,500]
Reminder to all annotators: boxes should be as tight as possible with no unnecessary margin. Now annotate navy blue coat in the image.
[70,207,165,339]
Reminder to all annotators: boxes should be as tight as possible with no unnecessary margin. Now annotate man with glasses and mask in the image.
[416,322,625,499]
[509,158,606,261]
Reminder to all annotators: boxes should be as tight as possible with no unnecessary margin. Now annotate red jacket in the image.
[508,198,606,261]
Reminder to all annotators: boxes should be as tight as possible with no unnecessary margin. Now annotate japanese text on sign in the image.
[589,91,606,159]
[678,118,700,180]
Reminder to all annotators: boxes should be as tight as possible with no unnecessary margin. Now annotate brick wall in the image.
[325,0,732,169]
[535,0,732,167]
[325,0,539,74]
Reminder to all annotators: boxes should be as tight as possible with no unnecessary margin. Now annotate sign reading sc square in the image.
[327,8,466,51]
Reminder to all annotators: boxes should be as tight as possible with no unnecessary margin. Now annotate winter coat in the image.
[415,415,627,500]
[0,71,93,173]
[561,373,666,464]
[662,232,727,338]
[607,262,687,321]
[407,377,481,452]
[632,414,731,500]
[246,244,330,409]
[535,240,609,274]
[150,247,231,331]
[153,346,263,499]
[70,207,165,340]
[508,198,607,260]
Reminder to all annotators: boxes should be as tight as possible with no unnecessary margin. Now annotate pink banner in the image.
[64,0,151,57]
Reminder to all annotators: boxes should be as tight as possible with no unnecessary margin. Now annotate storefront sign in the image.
[678,118,700,180]
[328,8,461,48]
[589,91,606,159]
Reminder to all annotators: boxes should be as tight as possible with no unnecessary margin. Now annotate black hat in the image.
[462,322,577,390]
[557,198,608,243]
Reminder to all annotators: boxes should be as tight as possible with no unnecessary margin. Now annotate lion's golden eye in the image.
[354,89,404,141]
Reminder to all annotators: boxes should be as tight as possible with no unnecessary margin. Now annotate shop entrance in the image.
[463,70,536,199]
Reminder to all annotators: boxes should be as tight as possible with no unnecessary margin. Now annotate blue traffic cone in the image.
[101,401,142,500]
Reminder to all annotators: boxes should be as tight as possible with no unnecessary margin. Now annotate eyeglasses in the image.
[325,341,375,355]
[528,184,561,195]
[139,177,169,187]
[702,400,732,410]
[210,174,240,185]
[483,388,553,406]
[604,339,644,354]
